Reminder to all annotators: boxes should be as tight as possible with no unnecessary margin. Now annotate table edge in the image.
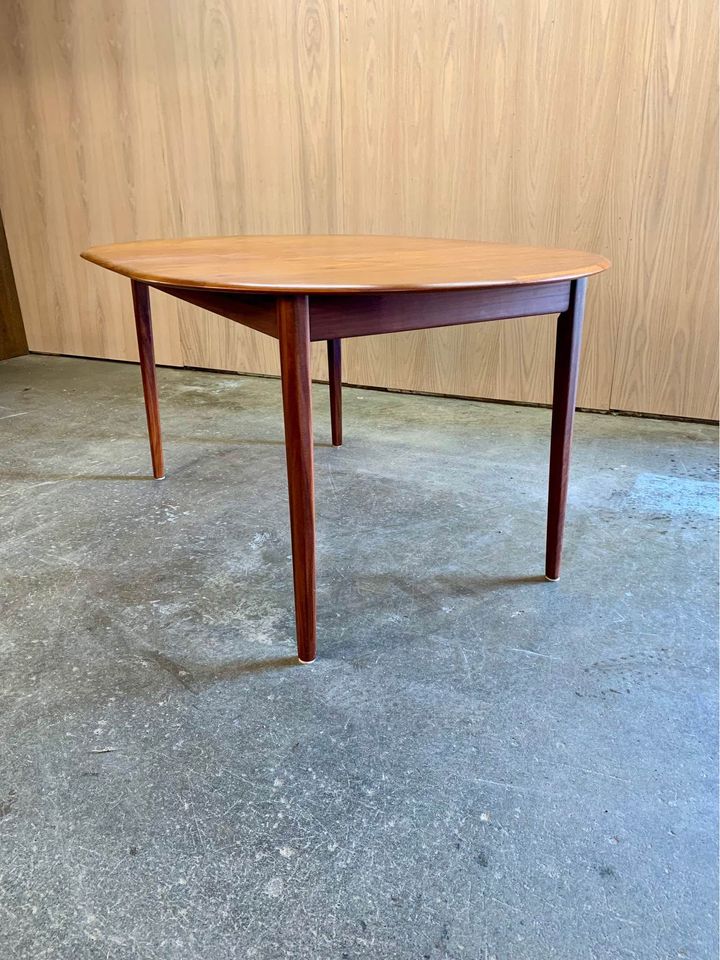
[79,250,611,293]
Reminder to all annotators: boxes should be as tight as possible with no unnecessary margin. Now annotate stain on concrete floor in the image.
[0,355,717,959]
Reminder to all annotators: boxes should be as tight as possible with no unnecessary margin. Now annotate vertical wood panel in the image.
[339,0,615,408]
[337,0,717,418]
[0,0,716,419]
[0,0,184,364]
[608,0,719,420]
[159,0,342,377]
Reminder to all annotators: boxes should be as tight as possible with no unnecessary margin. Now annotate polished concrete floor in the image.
[0,354,717,960]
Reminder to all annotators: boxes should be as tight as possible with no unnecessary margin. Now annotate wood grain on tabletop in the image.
[81,235,609,293]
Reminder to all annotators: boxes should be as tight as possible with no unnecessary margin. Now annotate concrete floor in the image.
[0,354,717,960]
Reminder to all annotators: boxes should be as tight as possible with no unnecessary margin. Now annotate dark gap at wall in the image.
[26,351,719,426]
[0,208,27,361]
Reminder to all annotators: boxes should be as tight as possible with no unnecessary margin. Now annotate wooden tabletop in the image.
[81,235,609,294]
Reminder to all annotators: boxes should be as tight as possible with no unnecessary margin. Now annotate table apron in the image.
[150,279,572,342]
[150,284,278,338]
[307,281,572,341]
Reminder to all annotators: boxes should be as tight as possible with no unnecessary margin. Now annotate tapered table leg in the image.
[545,277,587,580]
[327,338,342,447]
[278,296,317,662]
[131,280,165,480]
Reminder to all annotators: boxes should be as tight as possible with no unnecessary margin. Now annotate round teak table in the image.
[81,235,610,663]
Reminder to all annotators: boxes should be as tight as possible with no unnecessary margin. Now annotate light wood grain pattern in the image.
[0,0,184,365]
[337,0,718,417]
[0,0,341,375]
[82,235,608,291]
[0,0,717,418]
[149,0,343,376]
[608,0,719,419]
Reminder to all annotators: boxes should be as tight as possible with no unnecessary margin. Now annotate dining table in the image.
[81,234,610,662]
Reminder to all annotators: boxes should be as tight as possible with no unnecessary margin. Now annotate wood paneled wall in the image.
[0,0,717,419]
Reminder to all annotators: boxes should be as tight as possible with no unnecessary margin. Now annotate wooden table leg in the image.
[545,277,587,581]
[327,338,342,446]
[278,295,317,662]
[131,280,165,480]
